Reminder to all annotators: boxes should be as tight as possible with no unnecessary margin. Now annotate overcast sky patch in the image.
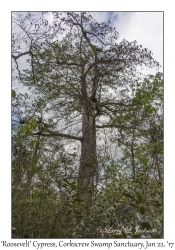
[91,11,163,72]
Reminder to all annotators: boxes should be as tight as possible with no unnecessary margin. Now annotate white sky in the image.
[91,12,163,74]
[0,0,175,243]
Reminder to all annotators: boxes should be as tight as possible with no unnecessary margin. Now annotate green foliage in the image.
[18,118,38,135]
[139,206,146,215]
[12,12,163,238]
[12,72,163,238]
[12,89,16,98]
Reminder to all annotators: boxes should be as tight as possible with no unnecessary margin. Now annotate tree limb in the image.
[96,124,134,130]
[100,101,132,108]
[12,51,31,60]
[32,130,83,141]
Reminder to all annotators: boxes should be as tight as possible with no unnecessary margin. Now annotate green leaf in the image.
[137,192,143,204]
[72,194,78,198]
[122,191,135,200]
[62,184,70,191]
[131,227,136,234]
[70,182,76,187]
[139,206,146,215]
[73,197,84,203]
[70,186,76,191]
[12,90,16,98]
[63,178,71,186]
[140,222,151,230]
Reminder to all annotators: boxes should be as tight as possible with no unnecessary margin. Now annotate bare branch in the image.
[100,101,132,108]
[12,50,31,60]
[96,123,134,130]
[32,130,83,141]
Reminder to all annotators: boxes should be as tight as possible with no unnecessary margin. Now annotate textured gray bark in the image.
[77,98,97,206]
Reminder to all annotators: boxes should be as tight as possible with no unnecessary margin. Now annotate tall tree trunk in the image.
[77,98,97,208]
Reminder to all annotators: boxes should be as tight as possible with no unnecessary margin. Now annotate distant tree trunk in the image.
[131,131,136,181]
[77,98,97,207]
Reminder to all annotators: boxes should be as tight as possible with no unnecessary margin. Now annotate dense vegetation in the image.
[12,12,163,238]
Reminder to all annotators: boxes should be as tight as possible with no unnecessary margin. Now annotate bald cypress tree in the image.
[12,12,160,209]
